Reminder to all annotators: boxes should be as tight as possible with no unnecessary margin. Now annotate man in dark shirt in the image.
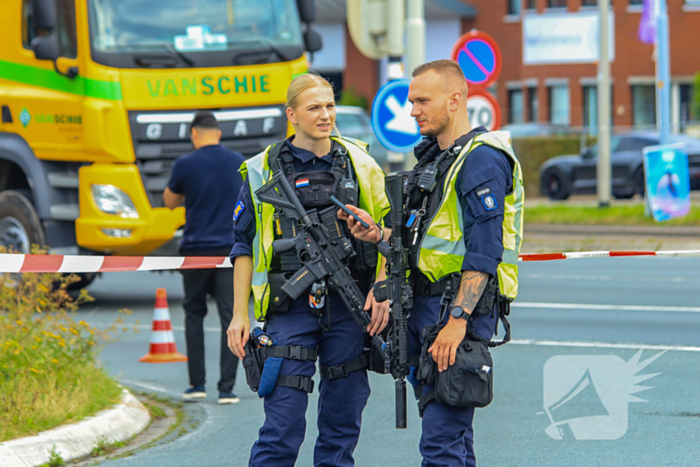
[164,111,246,404]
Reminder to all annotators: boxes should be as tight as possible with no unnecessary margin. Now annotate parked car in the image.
[335,105,388,169]
[539,132,700,200]
[500,123,574,138]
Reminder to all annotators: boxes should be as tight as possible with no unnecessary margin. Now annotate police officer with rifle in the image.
[338,59,525,467]
[226,73,390,467]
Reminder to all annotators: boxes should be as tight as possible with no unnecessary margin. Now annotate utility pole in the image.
[385,0,406,172]
[405,0,425,78]
[597,0,612,208]
[656,0,671,145]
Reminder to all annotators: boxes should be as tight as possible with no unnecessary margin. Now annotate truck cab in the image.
[0,0,320,277]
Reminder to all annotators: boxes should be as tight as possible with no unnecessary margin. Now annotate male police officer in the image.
[339,59,524,466]
[164,111,245,404]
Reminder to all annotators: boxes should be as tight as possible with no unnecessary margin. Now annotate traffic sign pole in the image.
[597,0,612,208]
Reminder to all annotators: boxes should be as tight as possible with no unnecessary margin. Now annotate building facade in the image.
[337,0,700,132]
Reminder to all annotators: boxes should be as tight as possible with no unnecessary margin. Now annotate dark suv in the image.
[540,132,700,200]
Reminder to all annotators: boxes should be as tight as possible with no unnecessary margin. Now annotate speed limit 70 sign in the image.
[466,90,501,131]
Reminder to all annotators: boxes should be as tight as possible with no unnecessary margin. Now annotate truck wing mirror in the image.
[32,35,60,61]
[304,28,323,54]
[296,0,316,23]
[32,0,57,31]
[32,35,79,79]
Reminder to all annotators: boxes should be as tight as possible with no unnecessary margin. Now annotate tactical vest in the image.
[240,137,391,320]
[410,131,524,300]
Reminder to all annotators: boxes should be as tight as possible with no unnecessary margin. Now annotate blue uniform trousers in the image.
[408,295,499,467]
[249,292,370,467]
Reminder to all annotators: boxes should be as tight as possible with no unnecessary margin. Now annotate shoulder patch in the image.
[481,194,498,211]
[233,201,246,222]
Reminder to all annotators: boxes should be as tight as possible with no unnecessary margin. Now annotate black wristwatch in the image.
[450,306,468,320]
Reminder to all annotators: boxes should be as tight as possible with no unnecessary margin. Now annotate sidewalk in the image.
[523,223,700,253]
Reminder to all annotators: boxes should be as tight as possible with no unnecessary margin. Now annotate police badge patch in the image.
[233,201,245,222]
[481,194,497,211]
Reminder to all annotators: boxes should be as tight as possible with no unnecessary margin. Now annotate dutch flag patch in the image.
[296,178,310,188]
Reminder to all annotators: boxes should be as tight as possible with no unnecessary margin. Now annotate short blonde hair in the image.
[286,72,334,110]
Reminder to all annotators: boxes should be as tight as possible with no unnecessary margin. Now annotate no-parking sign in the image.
[451,30,502,90]
[467,90,501,131]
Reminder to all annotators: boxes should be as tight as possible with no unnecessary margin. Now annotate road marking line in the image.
[510,339,700,352]
[122,379,179,396]
[514,302,700,313]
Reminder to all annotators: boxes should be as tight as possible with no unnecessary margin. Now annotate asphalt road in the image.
[78,257,700,467]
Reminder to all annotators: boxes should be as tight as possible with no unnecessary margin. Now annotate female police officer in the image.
[227,73,390,467]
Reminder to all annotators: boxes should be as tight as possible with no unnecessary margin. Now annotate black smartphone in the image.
[330,196,370,229]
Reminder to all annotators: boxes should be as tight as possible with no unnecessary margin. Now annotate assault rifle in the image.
[372,174,413,429]
[254,170,390,357]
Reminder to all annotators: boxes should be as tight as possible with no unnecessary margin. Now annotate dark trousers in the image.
[181,267,238,393]
[249,292,370,467]
[408,295,499,467]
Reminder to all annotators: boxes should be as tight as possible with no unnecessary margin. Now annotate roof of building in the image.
[314,0,477,22]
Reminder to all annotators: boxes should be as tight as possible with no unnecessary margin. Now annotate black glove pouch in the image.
[418,323,494,408]
[242,339,263,393]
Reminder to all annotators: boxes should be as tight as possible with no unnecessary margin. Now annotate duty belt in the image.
[414,274,461,297]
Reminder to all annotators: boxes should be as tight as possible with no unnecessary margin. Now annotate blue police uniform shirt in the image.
[454,127,513,276]
[167,143,246,253]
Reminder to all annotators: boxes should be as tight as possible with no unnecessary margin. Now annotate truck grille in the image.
[128,106,287,208]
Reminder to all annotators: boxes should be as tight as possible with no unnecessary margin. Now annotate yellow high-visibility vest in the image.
[417,131,525,300]
[240,137,390,320]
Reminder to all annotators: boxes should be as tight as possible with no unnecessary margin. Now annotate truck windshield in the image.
[87,0,303,66]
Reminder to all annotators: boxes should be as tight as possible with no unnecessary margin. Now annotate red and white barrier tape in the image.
[518,250,700,262]
[1,249,700,273]
[0,254,231,273]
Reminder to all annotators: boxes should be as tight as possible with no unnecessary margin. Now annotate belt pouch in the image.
[434,340,493,408]
[243,339,262,392]
[268,272,292,313]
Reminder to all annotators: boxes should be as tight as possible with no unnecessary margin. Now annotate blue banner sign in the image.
[642,144,690,221]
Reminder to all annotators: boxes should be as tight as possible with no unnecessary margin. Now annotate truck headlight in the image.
[91,185,139,219]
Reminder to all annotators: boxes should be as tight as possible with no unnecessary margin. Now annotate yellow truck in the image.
[0,0,321,283]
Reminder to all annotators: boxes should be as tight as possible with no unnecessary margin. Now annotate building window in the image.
[526,87,538,122]
[632,85,656,128]
[582,0,597,5]
[686,0,700,5]
[548,0,567,8]
[525,0,536,8]
[680,84,694,128]
[629,0,643,5]
[583,86,598,130]
[508,89,524,124]
[548,85,570,125]
[508,0,522,14]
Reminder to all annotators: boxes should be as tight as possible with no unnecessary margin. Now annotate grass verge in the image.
[525,203,700,226]
[1,247,132,442]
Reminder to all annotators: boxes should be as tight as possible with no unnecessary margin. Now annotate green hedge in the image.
[512,136,595,196]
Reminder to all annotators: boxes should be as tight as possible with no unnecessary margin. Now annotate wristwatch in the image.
[450,306,468,320]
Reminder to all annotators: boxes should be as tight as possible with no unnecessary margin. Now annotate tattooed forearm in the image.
[451,271,489,315]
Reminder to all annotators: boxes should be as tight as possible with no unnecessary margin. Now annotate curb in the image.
[524,223,700,237]
[0,389,150,467]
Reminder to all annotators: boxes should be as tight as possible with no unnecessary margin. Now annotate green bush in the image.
[693,73,700,121]
[512,136,594,196]
[0,248,131,441]
[338,85,369,110]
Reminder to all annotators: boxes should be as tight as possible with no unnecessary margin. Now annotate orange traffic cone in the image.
[139,288,188,363]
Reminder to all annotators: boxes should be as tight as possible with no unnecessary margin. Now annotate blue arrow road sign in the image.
[371,80,422,153]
